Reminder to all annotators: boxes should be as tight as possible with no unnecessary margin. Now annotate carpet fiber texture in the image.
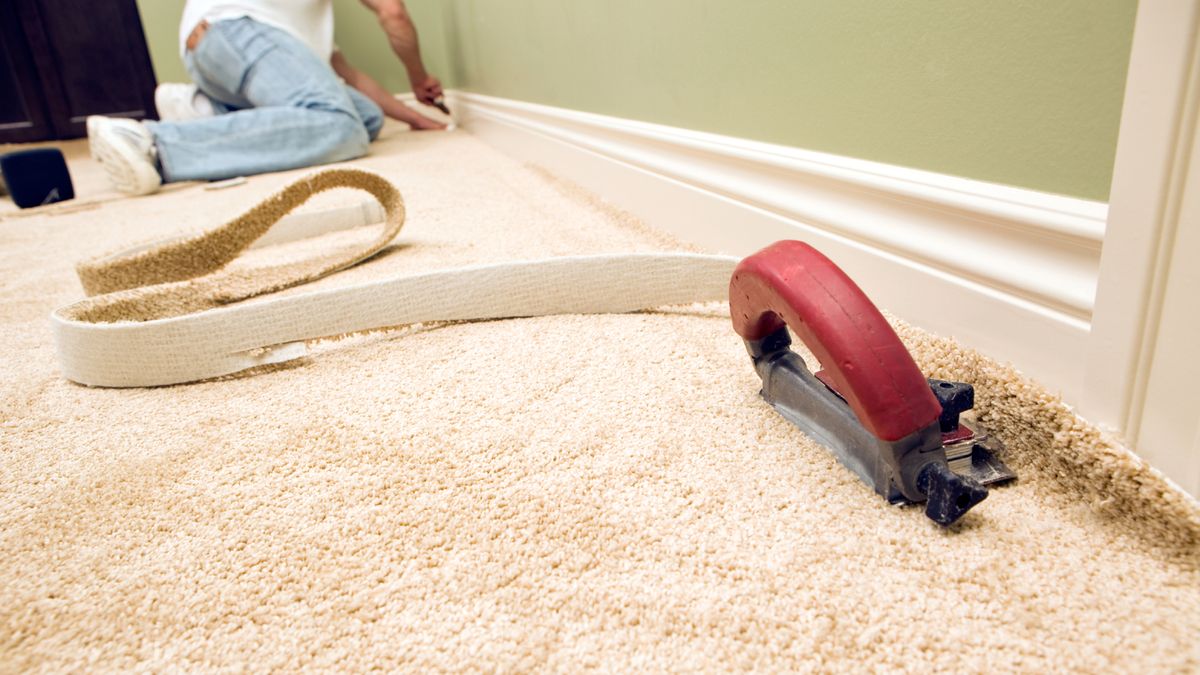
[2,124,1198,672]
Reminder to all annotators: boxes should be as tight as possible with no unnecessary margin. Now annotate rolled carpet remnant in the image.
[1,128,1197,671]
[52,167,737,388]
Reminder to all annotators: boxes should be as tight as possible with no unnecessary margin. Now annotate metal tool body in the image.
[729,241,1014,525]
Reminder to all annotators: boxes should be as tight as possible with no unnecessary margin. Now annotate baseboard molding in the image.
[449,92,1108,404]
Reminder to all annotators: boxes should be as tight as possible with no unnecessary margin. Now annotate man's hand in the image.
[332,50,446,131]
[411,74,443,107]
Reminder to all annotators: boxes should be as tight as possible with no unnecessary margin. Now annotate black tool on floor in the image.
[0,148,75,209]
[729,241,1015,526]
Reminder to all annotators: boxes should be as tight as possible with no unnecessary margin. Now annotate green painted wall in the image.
[135,0,1135,200]
[438,0,1135,201]
[136,0,189,85]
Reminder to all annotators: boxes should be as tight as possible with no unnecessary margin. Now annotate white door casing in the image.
[1085,0,1200,496]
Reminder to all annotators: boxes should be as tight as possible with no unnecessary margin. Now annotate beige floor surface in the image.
[1,123,1198,672]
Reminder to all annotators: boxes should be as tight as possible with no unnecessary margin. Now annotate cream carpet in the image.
[1,124,1197,672]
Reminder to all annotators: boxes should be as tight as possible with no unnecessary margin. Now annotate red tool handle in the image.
[729,241,941,442]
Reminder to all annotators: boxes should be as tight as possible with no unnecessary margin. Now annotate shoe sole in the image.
[90,122,161,195]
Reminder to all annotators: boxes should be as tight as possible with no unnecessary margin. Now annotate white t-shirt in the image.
[179,0,335,62]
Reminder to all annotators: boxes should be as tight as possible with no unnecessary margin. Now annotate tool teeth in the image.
[918,461,988,526]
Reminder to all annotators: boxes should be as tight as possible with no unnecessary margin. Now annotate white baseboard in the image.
[449,92,1108,404]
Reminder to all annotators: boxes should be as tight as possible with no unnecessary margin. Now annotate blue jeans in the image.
[148,17,384,183]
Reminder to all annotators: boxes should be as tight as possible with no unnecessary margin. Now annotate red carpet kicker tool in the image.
[730,241,1015,526]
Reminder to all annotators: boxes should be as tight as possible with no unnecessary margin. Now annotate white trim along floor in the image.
[449,92,1107,408]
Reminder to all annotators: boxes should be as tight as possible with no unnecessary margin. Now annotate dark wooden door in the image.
[0,0,55,143]
[0,0,158,143]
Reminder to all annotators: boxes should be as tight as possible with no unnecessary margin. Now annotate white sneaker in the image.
[155,83,216,122]
[87,116,162,196]
[87,115,156,162]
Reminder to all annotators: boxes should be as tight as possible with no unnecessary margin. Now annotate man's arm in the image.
[358,0,443,105]
[331,50,445,130]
